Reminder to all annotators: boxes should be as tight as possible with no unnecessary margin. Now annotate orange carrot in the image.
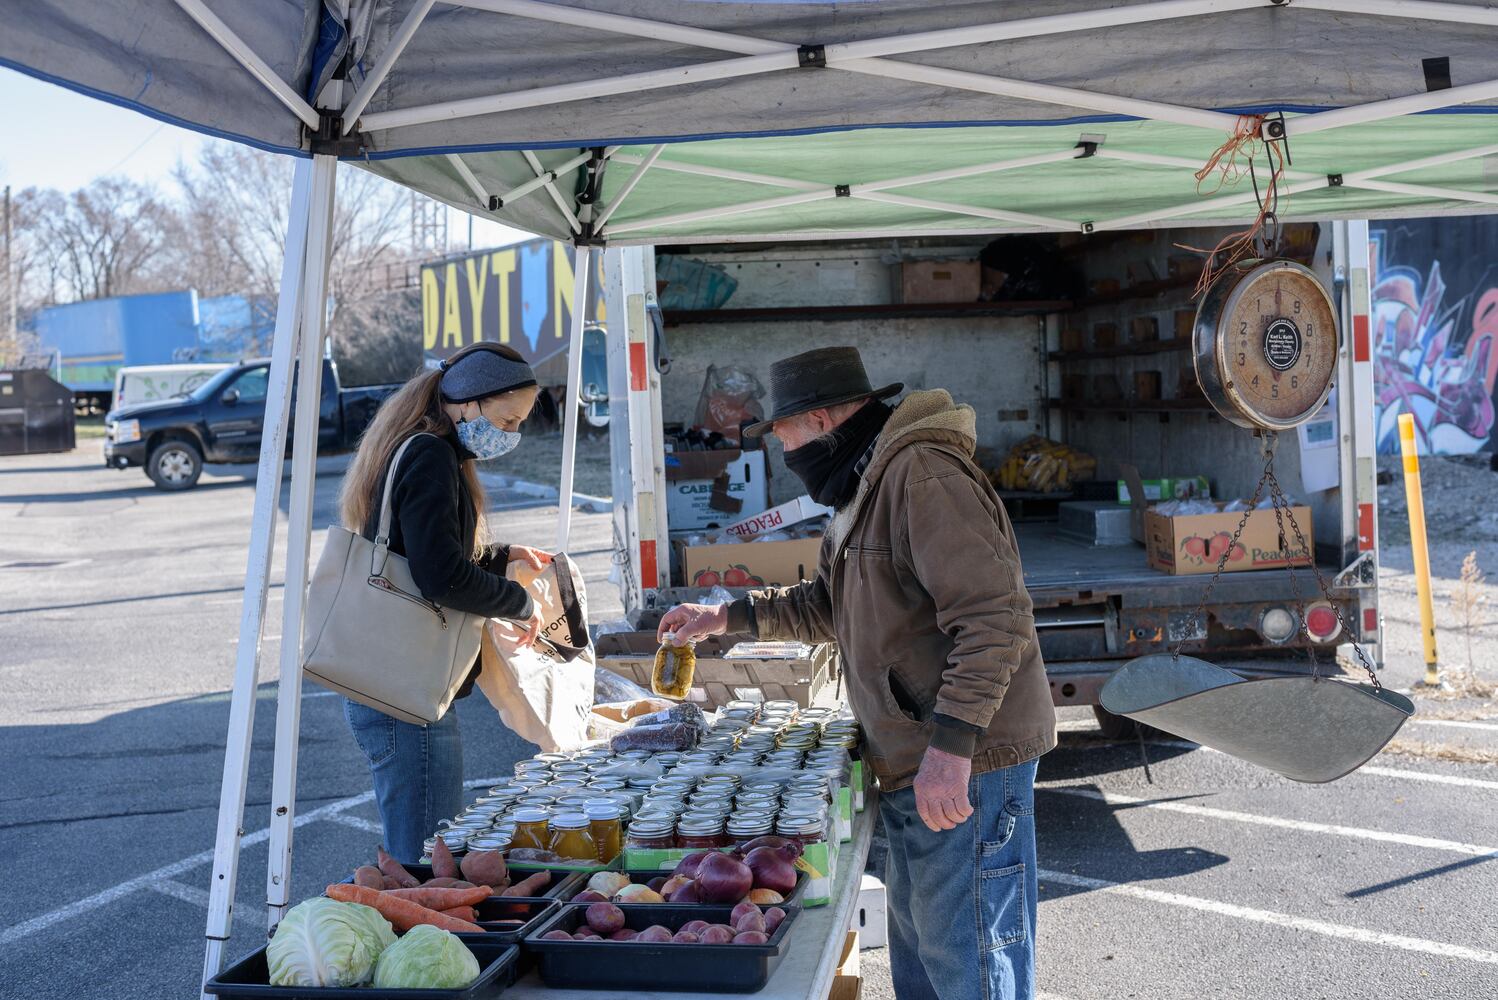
[325,883,484,933]
[501,871,551,897]
[380,885,492,909]
[439,906,477,923]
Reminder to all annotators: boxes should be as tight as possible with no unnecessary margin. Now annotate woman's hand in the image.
[510,545,552,571]
[516,604,545,648]
[656,603,729,643]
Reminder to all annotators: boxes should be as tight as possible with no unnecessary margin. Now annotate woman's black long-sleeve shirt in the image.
[363,431,534,624]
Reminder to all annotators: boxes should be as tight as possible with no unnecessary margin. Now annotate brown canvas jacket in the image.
[726,390,1057,791]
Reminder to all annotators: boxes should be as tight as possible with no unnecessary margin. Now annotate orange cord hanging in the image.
[1176,114,1289,297]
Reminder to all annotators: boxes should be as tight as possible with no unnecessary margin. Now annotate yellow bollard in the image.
[1397,413,1441,687]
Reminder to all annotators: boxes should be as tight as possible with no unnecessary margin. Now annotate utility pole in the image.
[4,184,15,342]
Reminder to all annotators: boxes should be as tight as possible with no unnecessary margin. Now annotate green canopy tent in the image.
[6,0,1498,992]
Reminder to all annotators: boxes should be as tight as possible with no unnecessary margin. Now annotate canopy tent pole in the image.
[199,157,315,998]
[851,190,1077,231]
[168,0,319,128]
[1294,77,1498,135]
[341,0,438,133]
[523,151,583,234]
[556,246,598,552]
[492,150,595,210]
[609,153,823,192]
[593,144,665,231]
[264,154,340,928]
[446,154,492,209]
[608,189,834,236]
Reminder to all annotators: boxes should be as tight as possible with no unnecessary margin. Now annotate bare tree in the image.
[42,177,175,301]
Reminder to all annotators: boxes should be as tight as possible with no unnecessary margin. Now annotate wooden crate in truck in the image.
[595,631,838,710]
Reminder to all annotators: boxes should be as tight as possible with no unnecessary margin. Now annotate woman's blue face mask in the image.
[456,414,521,460]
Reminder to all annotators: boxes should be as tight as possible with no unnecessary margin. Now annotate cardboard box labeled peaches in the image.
[1145,504,1313,575]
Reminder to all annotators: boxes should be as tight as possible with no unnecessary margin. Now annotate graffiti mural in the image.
[1370,219,1498,454]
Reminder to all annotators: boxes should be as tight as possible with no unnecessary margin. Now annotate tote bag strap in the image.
[540,553,592,662]
[371,433,436,578]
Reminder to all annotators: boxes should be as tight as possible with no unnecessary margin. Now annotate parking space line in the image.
[326,812,382,834]
[1038,869,1498,964]
[1122,739,1498,791]
[1409,718,1498,732]
[153,879,266,929]
[1047,787,1498,858]
[0,776,505,948]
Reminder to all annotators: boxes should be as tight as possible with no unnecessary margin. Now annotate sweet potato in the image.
[382,876,406,890]
[431,837,460,879]
[376,846,420,888]
[325,883,482,933]
[501,871,551,897]
[381,885,492,909]
[420,877,472,889]
[353,866,384,890]
[460,849,507,890]
[439,906,477,923]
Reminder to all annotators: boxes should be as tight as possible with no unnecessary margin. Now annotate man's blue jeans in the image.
[879,759,1039,1000]
[343,698,464,864]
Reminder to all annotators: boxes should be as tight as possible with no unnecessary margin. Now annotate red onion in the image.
[667,879,701,903]
[672,850,714,879]
[695,851,754,903]
[735,835,803,859]
[743,845,799,896]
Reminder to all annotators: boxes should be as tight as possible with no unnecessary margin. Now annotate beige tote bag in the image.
[302,434,483,725]
[475,553,595,751]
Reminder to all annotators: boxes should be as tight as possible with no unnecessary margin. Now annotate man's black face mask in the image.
[781,401,892,509]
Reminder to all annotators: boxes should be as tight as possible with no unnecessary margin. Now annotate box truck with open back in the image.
[600,223,1382,734]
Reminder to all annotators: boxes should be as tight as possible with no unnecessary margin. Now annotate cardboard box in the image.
[723,494,831,540]
[1145,504,1314,575]
[830,931,863,1000]
[1134,370,1162,401]
[594,631,838,711]
[1117,476,1211,504]
[1130,315,1159,342]
[896,259,980,303]
[664,449,768,529]
[683,536,822,589]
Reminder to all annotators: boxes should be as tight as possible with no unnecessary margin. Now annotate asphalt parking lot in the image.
[2,447,1496,999]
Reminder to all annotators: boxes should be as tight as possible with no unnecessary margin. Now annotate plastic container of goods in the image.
[204,939,520,1000]
[523,903,799,993]
[558,868,808,907]
[345,864,584,901]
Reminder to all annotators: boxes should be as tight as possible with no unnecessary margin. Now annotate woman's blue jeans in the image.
[343,698,464,864]
[879,758,1039,1000]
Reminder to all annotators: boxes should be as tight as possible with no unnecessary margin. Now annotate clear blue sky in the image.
[0,66,528,248]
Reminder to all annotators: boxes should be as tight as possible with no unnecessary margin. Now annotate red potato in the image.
[586,902,626,935]
[733,910,766,935]
[729,902,760,927]
[733,931,769,945]
[680,920,710,934]
[571,890,608,904]
[699,925,734,944]
[764,907,787,934]
[541,930,573,941]
[672,930,700,944]
[574,930,603,941]
[635,925,673,943]
[609,928,639,941]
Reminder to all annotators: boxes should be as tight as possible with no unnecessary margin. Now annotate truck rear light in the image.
[1362,607,1379,638]
[1259,606,1297,644]
[1304,602,1341,643]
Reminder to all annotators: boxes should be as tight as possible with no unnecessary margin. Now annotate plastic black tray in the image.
[560,868,808,907]
[205,939,520,1000]
[470,898,558,942]
[522,903,799,993]
[345,866,583,900]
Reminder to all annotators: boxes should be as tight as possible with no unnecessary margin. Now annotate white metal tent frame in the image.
[10,0,1490,993]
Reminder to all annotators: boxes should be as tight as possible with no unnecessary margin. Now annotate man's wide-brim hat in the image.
[743,346,903,437]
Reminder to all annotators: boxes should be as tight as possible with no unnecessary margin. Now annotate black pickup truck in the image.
[103,358,400,490]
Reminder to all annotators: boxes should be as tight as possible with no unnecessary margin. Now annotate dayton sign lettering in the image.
[420,239,605,365]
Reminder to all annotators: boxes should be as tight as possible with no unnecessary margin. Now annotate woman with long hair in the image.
[337,341,548,862]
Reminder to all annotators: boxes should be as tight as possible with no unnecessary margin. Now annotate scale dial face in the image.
[1195,260,1339,430]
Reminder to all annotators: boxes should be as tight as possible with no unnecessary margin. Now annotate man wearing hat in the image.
[658,346,1056,1000]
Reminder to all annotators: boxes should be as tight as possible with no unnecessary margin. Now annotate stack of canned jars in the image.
[422,702,863,862]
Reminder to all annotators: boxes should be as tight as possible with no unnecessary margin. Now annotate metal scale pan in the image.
[1100,654,1416,783]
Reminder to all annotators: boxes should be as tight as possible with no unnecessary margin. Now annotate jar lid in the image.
[727,814,775,835]
[511,806,550,823]
[628,816,676,836]
[776,814,824,835]
[551,810,589,830]
[467,833,511,851]
[584,801,622,820]
[676,814,725,834]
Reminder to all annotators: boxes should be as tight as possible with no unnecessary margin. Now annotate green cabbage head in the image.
[267,897,396,987]
[373,924,481,990]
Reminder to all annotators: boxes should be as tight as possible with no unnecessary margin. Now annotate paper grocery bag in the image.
[475,552,594,752]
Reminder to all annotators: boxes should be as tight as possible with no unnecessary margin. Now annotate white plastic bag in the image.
[475,553,594,752]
